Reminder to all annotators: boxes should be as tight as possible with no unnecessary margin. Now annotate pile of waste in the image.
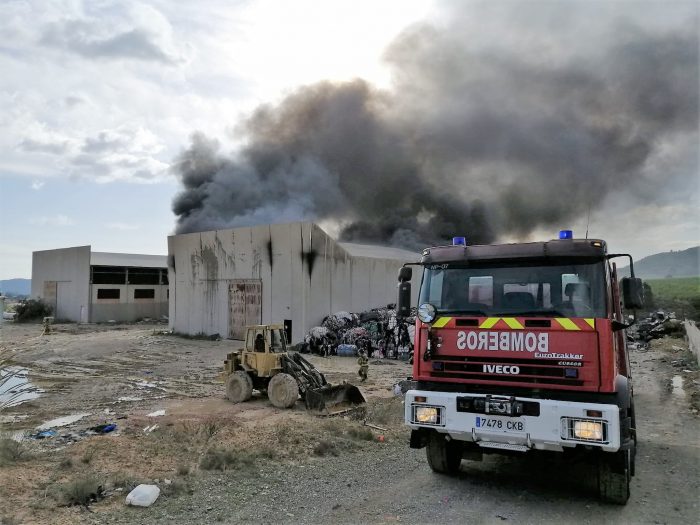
[627,310,684,349]
[300,305,417,358]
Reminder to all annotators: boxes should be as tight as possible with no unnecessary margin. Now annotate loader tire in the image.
[268,373,299,409]
[426,432,463,475]
[226,371,253,403]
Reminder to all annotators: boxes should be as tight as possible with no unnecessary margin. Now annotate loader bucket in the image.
[304,383,366,413]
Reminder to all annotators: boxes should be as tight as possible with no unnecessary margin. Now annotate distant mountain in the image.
[0,278,31,297]
[619,247,699,279]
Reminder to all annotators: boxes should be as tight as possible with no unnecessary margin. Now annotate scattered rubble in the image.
[300,306,417,358]
[628,310,685,347]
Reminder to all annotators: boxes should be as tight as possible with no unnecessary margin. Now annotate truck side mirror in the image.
[397,282,411,317]
[621,277,644,310]
[398,266,412,282]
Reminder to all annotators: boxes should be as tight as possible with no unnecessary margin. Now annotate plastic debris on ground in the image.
[146,409,165,417]
[88,423,117,434]
[30,429,57,439]
[125,484,160,507]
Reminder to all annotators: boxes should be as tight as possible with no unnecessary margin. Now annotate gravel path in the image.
[95,344,699,525]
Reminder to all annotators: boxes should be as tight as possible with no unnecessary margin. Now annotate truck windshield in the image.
[419,261,606,318]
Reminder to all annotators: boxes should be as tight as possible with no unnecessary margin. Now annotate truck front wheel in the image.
[598,450,631,505]
[426,432,463,475]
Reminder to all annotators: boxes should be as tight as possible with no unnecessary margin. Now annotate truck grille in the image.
[428,356,584,387]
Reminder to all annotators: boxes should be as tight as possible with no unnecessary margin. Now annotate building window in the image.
[128,267,161,285]
[134,289,155,299]
[97,289,120,299]
[92,266,127,284]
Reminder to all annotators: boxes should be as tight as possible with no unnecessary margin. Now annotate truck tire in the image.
[226,371,253,403]
[268,373,299,408]
[630,402,638,477]
[426,432,463,475]
[598,450,631,505]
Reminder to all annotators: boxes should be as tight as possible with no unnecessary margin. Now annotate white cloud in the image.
[105,222,141,231]
[29,214,75,226]
[38,2,187,65]
[30,181,44,190]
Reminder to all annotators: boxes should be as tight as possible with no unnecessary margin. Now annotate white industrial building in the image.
[168,222,420,342]
[31,246,168,323]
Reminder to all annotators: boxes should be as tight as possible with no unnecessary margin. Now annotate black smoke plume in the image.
[173,3,698,249]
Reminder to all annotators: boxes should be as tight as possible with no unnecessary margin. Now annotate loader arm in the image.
[279,352,366,413]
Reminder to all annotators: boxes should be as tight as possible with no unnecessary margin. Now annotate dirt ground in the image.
[1,323,699,525]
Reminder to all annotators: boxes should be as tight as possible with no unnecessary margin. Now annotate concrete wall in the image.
[168,222,420,342]
[31,246,91,322]
[684,320,700,363]
[90,284,168,322]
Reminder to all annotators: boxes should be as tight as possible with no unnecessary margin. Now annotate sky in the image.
[0,0,698,279]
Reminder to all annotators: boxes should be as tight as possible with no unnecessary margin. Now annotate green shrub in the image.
[199,448,255,471]
[14,299,52,323]
[60,475,104,506]
[110,472,144,492]
[0,438,31,465]
[348,427,374,441]
[313,440,339,457]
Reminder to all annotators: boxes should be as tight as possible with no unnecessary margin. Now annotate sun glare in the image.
[231,0,434,101]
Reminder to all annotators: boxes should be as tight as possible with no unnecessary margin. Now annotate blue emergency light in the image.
[559,230,573,240]
[452,236,467,246]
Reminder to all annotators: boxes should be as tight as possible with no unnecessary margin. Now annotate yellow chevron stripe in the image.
[479,317,500,329]
[555,318,581,331]
[584,318,595,329]
[432,317,452,328]
[502,317,524,329]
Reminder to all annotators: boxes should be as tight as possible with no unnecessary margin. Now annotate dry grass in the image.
[0,438,31,465]
[200,448,255,471]
[348,427,374,441]
[313,440,339,457]
[110,472,146,493]
[80,447,96,465]
[366,398,404,426]
[58,475,104,507]
[162,479,190,498]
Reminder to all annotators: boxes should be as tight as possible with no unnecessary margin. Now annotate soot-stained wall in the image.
[167,222,420,342]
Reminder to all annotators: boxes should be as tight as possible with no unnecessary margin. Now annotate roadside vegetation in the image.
[13,299,53,323]
[646,277,700,320]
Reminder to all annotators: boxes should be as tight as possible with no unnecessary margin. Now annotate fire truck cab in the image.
[397,232,644,504]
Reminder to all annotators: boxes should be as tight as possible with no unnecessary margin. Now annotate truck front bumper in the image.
[405,390,621,453]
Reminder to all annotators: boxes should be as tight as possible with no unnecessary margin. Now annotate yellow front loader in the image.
[222,325,365,412]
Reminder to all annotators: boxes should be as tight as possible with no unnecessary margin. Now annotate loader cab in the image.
[244,325,287,354]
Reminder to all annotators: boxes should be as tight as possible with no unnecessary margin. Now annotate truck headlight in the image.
[573,420,603,441]
[414,405,441,425]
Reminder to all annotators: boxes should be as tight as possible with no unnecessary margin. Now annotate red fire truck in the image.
[397,232,644,504]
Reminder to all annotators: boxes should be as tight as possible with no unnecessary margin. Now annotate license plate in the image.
[475,416,526,433]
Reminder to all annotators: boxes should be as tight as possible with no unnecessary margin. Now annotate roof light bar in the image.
[559,230,573,240]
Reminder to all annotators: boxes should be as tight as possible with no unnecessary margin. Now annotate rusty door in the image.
[43,281,57,315]
[228,279,262,339]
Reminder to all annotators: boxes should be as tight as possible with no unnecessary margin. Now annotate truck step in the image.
[476,441,529,452]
